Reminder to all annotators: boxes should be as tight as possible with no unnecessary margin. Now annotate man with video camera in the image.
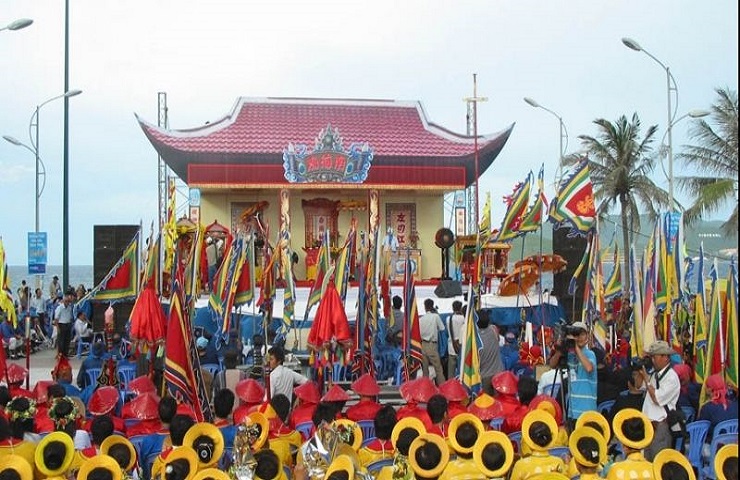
[548,321,597,431]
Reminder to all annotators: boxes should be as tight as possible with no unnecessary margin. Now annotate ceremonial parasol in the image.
[307,282,352,351]
[129,286,167,347]
[514,254,567,273]
[399,377,439,403]
[498,264,540,296]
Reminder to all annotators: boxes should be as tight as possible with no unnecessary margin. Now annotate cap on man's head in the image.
[647,341,673,356]
[53,275,59,280]
[196,337,209,349]
[571,321,588,333]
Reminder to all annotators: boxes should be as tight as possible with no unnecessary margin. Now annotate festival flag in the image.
[549,160,596,235]
[655,219,669,311]
[163,178,177,275]
[280,233,296,337]
[402,251,423,381]
[693,243,709,383]
[258,248,277,310]
[80,230,140,303]
[518,165,548,234]
[0,238,17,329]
[334,223,357,302]
[234,235,255,307]
[725,259,738,389]
[568,236,592,296]
[494,172,532,242]
[641,239,658,353]
[207,235,241,329]
[142,232,161,293]
[165,278,212,422]
[700,260,725,408]
[184,227,205,303]
[304,230,330,321]
[479,191,492,240]
[629,244,644,358]
[459,285,483,393]
[603,241,622,300]
[582,230,607,349]
[353,233,376,377]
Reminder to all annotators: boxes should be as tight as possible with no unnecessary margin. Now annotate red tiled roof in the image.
[136,97,514,187]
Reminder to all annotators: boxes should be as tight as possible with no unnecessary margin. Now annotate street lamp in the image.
[4,90,82,234]
[523,97,569,184]
[622,37,681,209]
[0,18,33,32]
[657,109,711,186]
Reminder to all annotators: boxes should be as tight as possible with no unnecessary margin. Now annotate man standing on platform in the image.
[419,299,446,385]
[54,287,75,356]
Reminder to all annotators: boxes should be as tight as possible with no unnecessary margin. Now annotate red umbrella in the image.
[129,286,167,346]
[307,283,352,350]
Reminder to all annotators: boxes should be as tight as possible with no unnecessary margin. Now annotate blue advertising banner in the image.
[28,232,47,275]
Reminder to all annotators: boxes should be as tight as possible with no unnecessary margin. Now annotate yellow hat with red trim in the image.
[473,430,514,479]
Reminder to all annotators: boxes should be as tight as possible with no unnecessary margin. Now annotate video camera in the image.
[631,356,653,372]
[554,320,582,351]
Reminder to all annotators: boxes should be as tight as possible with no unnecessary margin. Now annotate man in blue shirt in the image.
[1,316,24,359]
[548,321,597,431]
[77,341,106,389]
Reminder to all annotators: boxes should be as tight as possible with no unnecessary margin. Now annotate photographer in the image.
[548,321,597,431]
[639,340,680,461]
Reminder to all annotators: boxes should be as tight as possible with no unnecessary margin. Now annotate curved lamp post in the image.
[523,97,569,185]
[0,18,33,32]
[3,89,82,239]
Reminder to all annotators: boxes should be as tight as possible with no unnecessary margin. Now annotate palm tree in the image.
[566,113,671,292]
[677,87,739,236]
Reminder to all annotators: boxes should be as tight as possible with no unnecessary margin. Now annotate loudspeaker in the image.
[93,225,139,332]
[434,279,463,298]
[551,225,588,323]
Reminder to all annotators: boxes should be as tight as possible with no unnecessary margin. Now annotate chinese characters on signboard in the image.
[386,203,416,247]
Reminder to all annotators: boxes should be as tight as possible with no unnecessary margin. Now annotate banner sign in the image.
[28,232,47,275]
[283,124,373,183]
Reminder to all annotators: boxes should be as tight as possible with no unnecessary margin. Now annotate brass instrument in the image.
[229,414,267,480]
[300,421,374,480]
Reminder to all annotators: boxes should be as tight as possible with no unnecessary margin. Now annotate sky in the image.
[1,0,737,267]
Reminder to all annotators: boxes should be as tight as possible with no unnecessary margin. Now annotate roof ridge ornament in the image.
[283,124,374,184]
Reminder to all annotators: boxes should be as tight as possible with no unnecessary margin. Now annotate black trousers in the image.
[57,323,72,355]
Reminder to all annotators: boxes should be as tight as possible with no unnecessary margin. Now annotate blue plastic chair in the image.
[681,420,710,469]
[117,364,137,403]
[681,405,697,424]
[76,337,91,358]
[367,458,394,475]
[701,432,738,480]
[597,400,615,417]
[489,417,505,431]
[714,418,738,435]
[85,367,102,387]
[548,446,570,460]
[508,431,522,454]
[357,419,376,443]
[296,421,313,441]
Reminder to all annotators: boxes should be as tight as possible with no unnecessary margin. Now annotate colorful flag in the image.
[208,235,245,338]
[258,248,276,310]
[280,233,295,337]
[163,178,177,275]
[165,278,212,422]
[495,173,532,242]
[142,232,161,293]
[402,251,423,381]
[479,191,492,240]
[234,235,255,307]
[568,236,592,296]
[629,244,644,359]
[582,230,607,350]
[80,230,140,303]
[0,238,17,329]
[725,259,738,389]
[549,160,596,236]
[304,230,330,321]
[603,241,622,299]
[459,286,483,394]
[700,260,725,409]
[334,224,357,302]
[518,165,548,234]
[353,233,376,377]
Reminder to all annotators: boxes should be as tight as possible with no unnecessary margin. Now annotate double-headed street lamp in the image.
[523,97,569,184]
[3,89,82,242]
[0,18,33,32]
[621,37,683,209]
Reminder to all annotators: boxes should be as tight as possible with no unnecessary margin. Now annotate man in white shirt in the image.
[268,346,308,403]
[419,298,446,385]
[74,311,94,344]
[446,300,465,378]
[640,340,680,460]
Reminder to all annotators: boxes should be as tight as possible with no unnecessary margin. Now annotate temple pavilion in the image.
[137,97,514,283]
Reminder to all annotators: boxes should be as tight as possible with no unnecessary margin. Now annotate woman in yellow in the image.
[566,411,611,477]
[568,427,607,480]
[473,431,515,480]
[521,395,569,456]
[714,444,738,480]
[509,410,567,480]
[76,455,123,480]
[358,406,396,467]
[0,397,38,470]
[182,423,225,472]
[439,413,486,480]
[606,409,654,480]
[408,434,450,480]
[34,432,76,480]
[652,449,696,480]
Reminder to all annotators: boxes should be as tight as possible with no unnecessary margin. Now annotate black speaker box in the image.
[434,279,463,298]
[93,225,139,332]
[551,225,588,323]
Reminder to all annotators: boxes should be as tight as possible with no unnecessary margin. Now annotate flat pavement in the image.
[7,343,85,388]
